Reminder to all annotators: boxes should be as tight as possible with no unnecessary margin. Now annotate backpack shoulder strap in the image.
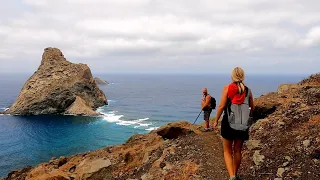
[245,87,251,104]
[245,86,249,97]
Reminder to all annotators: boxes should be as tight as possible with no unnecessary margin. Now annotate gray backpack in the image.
[227,87,253,131]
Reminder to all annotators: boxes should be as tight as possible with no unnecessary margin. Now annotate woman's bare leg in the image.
[233,139,244,175]
[222,138,235,178]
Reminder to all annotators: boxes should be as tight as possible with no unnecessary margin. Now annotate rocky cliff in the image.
[2,73,319,180]
[240,73,320,179]
[3,48,108,116]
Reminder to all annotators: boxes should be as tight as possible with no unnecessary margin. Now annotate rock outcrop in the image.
[94,77,109,85]
[3,48,108,116]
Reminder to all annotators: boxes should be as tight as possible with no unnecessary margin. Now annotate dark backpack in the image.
[204,94,216,110]
[210,96,216,109]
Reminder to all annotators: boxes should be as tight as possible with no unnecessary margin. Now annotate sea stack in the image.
[94,77,109,85]
[4,47,108,116]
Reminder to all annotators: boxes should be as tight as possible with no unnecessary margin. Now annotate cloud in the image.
[0,0,319,74]
[300,26,320,47]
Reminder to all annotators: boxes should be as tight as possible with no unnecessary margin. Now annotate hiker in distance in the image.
[201,88,214,131]
[213,67,254,180]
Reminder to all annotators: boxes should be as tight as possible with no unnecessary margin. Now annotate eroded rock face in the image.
[4,47,108,116]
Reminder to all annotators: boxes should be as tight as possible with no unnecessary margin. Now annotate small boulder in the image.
[246,140,262,150]
[282,162,289,167]
[303,140,311,148]
[277,168,285,177]
[76,158,112,179]
[285,156,292,161]
[253,150,265,166]
[277,121,285,128]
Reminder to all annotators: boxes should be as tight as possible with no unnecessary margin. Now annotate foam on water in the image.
[0,108,8,115]
[146,127,159,131]
[96,103,160,131]
[99,110,153,130]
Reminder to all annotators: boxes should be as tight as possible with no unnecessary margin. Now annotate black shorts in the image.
[221,115,249,141]
[203,110,212,121]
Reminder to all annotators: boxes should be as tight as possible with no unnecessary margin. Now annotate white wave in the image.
[0,108,8,115]
[146,127,159,131]
[116,120,135,126]
[115,118,150,126]
[139,123,152,127]
[103,113,124,123]
[139,118,149,121]
[101,111,151,129]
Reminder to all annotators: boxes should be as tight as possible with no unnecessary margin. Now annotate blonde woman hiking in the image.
[213,67,254,180]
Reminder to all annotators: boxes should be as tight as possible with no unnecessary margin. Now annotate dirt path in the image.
[200,132,227,179]
[166,129,228,180]
[196,131,228,179]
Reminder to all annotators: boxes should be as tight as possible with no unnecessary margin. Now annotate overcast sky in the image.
[0,0,319,74]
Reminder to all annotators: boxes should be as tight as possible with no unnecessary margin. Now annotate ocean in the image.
[0,73,306,177]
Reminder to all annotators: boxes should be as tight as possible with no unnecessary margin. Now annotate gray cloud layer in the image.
[0,0,319,74]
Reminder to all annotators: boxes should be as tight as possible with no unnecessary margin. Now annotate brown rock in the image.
[253,150,265,166]
[246,140,262,150]
[277,168,285,177]
[3,47,107,116]
[75,158,112,180]
[155,121,201,139]
[277,84,299,94]
[46,176,68,180]
[65,96,100,116]
[94,77,109,85]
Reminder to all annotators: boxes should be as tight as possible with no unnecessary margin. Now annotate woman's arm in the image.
[213,86,228,127]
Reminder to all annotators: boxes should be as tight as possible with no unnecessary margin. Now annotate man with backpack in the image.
[201,88,216,131]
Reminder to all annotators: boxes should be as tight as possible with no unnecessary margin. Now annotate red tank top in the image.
[228,83,246,104]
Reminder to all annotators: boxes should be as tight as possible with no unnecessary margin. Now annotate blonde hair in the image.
[231,67,245,94]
